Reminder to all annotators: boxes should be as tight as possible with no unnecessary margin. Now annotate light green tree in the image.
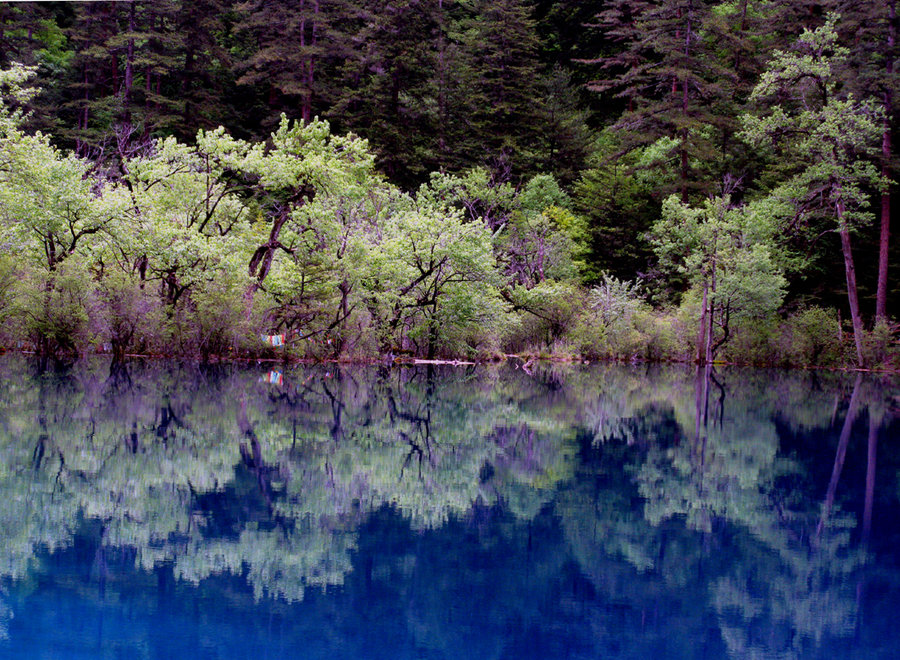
[0,65,130,353]
[371,205,505,358]
[652,192,787,363]
[740,14,885,367]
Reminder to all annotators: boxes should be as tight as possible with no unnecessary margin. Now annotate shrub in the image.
[16,260,95,356]
[784,307,843,367]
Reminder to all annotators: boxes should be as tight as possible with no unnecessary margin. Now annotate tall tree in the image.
[58,1,184,158]
[329,0,442,185]
[741,15,885,367]
[839,0,898,323]
[234,0,341,127]
[588,0,730,200]
[175,0,236,137]
[652,192,787,364]
[458,0,544,177]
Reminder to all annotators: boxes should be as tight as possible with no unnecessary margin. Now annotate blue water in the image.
[0,357,898,658]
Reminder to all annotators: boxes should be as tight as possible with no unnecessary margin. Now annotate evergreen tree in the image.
[176,0,236,138]
[329,0,443,185]
[0,2,56,68]
[234,0,343,128]
[588,0,730,200]
[56,1,185,158]
[457,0,544,178]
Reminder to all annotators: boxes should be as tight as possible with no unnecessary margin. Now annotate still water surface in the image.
[0,356,898,659]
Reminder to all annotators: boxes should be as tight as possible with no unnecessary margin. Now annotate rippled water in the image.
[0,356,897,659]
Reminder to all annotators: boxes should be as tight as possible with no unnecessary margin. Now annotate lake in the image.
[0,355,897,659]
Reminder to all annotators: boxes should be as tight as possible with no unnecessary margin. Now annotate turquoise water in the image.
[0,356,898,658]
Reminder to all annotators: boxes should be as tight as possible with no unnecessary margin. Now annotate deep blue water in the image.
[0,356,898,658]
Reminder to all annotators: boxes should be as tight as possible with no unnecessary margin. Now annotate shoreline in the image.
[2,347,898,375]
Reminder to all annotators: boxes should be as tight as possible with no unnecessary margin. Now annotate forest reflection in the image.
[0,356,897,658]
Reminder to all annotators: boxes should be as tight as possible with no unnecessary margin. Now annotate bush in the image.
[156,272,264,360]
[0,255,17,345]
[863,320,899,370]
[783,307,843,367]
[16,260,95,356]
[568,274,686,362]
[503,280,583,353]
[724,317,781,365]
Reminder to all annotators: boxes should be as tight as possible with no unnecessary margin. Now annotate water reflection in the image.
[0,356,897,658]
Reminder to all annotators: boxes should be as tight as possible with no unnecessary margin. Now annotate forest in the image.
[0,0,896,367]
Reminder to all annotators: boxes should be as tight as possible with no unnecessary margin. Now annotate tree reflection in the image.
[0,356,896,658]
[0,357,578,602]
[558,365,898,658]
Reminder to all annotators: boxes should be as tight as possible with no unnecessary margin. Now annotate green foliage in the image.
[589,273,644,326]
[0,254,16,332]
[504,279,582,352]
[571,133,659,284]
[95,269,161,359]
[652,193,787,361]
[740,15,884,229]
[15,259,95,355]
[784,306,843,367]
[373,206,506,357]
[740,14,885,366]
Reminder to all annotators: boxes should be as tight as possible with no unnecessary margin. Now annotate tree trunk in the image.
[299,0,309,122]
[696,279,708,364]
[877,120,891,323]
[706,256,716,365]
[308,0,318,122]
[837,199,865,367]
[122,0,135,121]
[876,0,895,322]
[679,5,693,202]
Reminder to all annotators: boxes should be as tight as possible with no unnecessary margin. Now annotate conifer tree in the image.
[176,0,236,137]
[458,0,544,177]
[329,0,443,185]
[234,0,341,126]
[58,1,184,158]
[588,0,729,200]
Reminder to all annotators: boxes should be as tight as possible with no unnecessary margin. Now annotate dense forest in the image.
[0,0,896,367]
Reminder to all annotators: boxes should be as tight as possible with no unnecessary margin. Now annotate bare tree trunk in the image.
[122,0,135,120]
[697,280,708,364]
[706,256,716,365]
[679,4,693,202]
[876,0,895,322]
[837,199,865,367]
[299,0,309,123]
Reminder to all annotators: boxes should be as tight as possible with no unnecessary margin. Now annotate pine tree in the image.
[457,0,544,177]
[328,0,443,185]
[589,0,728,199]
[57,1,184,158]
[234,0,342,127]
[0,2,55,68]
[176,0,236,138]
